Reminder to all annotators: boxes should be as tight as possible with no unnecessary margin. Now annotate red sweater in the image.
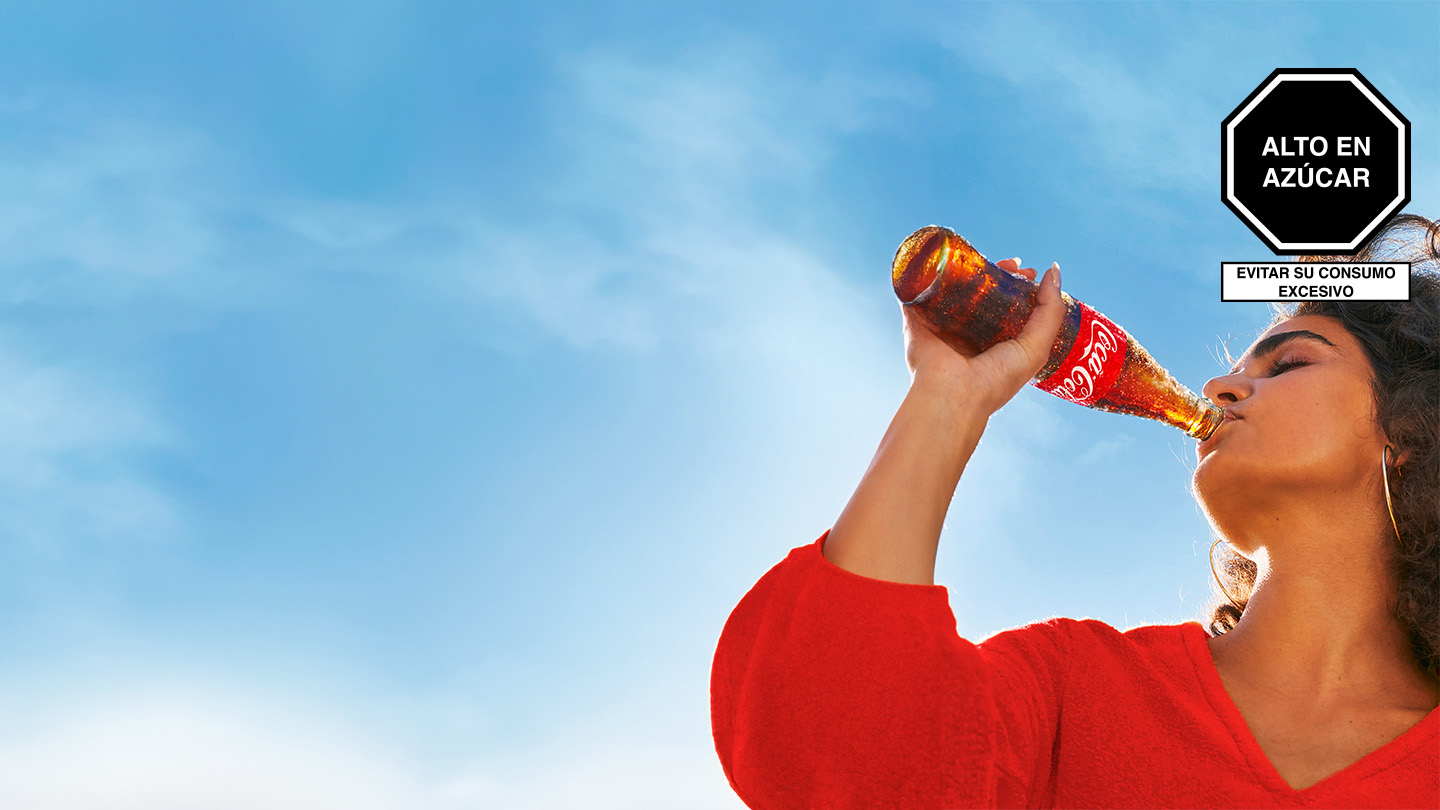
[711,530,1440,809]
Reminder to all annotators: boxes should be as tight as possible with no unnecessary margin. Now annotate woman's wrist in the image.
[898,377,991,476]
[908,371,991,420]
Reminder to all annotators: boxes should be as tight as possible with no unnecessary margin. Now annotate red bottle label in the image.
[1035,303,1128,406]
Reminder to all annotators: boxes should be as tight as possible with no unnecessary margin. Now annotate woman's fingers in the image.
[996,256,1037,281]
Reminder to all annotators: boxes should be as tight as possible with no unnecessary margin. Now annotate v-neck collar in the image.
[1181,621,1439,799]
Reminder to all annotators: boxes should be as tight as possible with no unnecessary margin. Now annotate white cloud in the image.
[0,48,924,372]
[0,682,744,810]
[265,197,422,252]
[0,689,419,810]
[453,42,928,357]
[0,86,420,317]
[1078,433,1136,464]
[934,5,1311,192]
[550,43,929,222]
[260,0,423,97]
[436,738,742,810]
[0,344,182,552]
[0,92,227,310]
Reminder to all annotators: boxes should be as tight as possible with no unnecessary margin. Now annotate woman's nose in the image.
[1202,372,1250,406]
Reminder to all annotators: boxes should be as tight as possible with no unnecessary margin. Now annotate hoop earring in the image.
[1209,537,1245,612]
[1382,444,1403,543]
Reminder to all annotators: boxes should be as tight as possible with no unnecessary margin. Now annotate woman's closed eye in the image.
[1265,357,1309,376]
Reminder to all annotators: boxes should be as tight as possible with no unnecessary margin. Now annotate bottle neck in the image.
[1186,401,1225,439]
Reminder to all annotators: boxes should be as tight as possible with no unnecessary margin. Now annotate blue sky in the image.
[1,2,1436,807]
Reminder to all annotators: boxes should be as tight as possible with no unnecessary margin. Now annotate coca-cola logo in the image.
[1037,305,1127,406]
[1055,368,1091,403]
[1053,321,1118,402]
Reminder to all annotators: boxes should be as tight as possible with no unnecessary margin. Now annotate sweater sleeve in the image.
[711,529,1073,810]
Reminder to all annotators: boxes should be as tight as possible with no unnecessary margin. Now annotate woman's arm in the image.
[824,260,1063,586]
[823,379,988,585]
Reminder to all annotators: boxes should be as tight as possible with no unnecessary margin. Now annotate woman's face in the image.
[1192,314,1388,534]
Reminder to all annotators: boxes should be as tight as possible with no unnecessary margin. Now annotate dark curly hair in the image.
[1204,213,1440,681]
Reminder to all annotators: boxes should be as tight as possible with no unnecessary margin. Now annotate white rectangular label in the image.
[1220,263,1410,302]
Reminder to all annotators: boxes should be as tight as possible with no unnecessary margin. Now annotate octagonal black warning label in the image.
[1222,69,1409,255]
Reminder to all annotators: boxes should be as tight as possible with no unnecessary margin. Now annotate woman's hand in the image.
[902,258,1065,416]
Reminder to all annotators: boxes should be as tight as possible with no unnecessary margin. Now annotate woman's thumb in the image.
[1010,263,1066,375]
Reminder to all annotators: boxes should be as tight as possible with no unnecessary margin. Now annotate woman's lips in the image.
[1198,411,1240,453]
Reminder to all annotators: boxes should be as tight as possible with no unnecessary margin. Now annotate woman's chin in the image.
[1192,446,1224,482]
[1191,453,1248,509]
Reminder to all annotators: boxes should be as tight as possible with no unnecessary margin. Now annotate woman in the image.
[710,214,1439,809]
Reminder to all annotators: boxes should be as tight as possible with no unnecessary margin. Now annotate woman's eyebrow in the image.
[1229,330,1337,374]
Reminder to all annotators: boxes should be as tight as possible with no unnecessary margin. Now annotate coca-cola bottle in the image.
[893,225,1223,439]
